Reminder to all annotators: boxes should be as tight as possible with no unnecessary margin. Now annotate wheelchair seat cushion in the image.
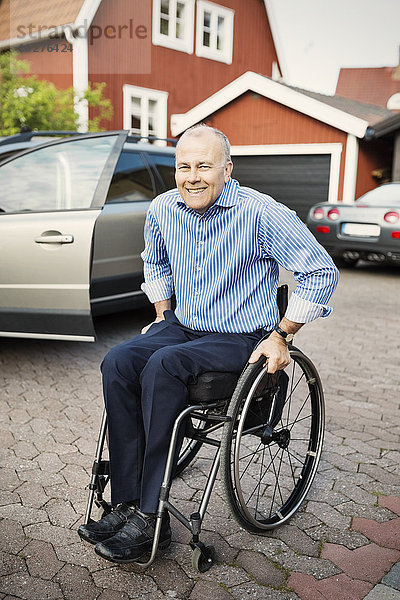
[188,371,239,404]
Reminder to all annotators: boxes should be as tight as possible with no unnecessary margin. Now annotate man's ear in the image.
[225,161,233,182]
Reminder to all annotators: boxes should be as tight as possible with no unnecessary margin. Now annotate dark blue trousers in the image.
[101,310,264,513]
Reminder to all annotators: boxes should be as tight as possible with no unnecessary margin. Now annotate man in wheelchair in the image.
[78,124,339,564]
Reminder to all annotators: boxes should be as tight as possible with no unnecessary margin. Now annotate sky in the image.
[268,0,400,95]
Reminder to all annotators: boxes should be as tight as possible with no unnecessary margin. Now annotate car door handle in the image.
[35,234,74,244]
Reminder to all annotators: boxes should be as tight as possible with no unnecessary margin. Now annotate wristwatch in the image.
[274,326,294,344]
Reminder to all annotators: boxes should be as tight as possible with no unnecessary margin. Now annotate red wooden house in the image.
[0,0,395,217]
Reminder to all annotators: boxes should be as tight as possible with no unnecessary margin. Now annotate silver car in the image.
[307,183,400,267]
[0,131,176,341]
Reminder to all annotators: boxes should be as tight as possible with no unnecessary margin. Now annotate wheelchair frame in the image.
[82,287,325,572]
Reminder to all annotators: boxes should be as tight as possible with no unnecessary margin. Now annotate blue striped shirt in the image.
[141,178,339,333]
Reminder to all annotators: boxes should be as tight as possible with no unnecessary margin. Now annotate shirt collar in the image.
[175,177,239,209]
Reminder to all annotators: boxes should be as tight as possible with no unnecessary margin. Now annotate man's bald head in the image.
[177,124,231,164]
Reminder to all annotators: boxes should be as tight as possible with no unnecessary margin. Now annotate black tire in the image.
[220,349,324,532]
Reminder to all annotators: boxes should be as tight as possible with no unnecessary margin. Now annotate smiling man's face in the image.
[175,129,233,214]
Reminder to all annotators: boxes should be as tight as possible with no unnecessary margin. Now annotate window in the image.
[106,151,155,203]
[123,85,168,145]
[0,136,118,213]
[148,152,176,192]
[196,1,234,64]
[152,0,195,53]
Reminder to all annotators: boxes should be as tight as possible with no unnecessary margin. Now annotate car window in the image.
[357,185,400,205]
[105,151,155,203]
[148,152,176,192]
[0,136,119,213]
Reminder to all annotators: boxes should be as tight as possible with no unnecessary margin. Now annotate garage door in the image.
[231,154,331,221]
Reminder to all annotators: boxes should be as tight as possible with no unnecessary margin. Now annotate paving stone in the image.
[305,501,351,529]
[96,590,131,600]
[0,551,27,577]
[0,573,63,600]
[92,567,159,597]
[332,480,377,505]
[275,525,320,557]
[336,500,397,521]
[24,522,78,547]
[306,524,369,549]
[147,559,193,598]
[44,498,80,529]
[54,564,98,600]
[380,496,400,516]
[23,540,64,580]
[236,550,286,588]
[363,584,400,600]
[229,581,298,599]
[359,464,400,486]
[189,580,232,600]
[0,468,21,492]
[55,541,105,571]
[0,491,20,508]
[382,561,400,591]
[351,516,400,550]
[0,520,29,555]
[10,442,39,461]
[288,571,373,600]
[0,505,48,528]
[321,542,400,584]
[15,483,48,510]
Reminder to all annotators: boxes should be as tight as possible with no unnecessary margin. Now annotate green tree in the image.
[0,51,113,135]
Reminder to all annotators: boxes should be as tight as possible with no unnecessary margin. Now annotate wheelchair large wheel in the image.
[220,349,324,533]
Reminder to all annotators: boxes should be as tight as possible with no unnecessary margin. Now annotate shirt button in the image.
[196,266,201,271]
[195,291,200,296]
[199,240,205,245]
[193,316,198,321]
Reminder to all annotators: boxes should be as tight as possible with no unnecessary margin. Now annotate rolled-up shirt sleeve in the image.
[140,208,174,303]
[260,201,339,323]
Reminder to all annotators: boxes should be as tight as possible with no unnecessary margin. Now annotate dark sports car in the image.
[307,183,400,267]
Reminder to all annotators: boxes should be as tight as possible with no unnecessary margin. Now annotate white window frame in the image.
[152,0,195,54]
[195,0,234,64]
[123,85,168,145]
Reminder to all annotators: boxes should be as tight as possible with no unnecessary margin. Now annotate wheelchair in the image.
[82,285,325,572]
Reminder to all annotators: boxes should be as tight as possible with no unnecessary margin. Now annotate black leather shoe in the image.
[78,503,137,545]
[94,509,171,563]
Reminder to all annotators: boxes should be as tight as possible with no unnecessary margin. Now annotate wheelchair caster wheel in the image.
[191,545,216,572]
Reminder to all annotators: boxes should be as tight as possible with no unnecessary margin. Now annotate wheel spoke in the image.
[221,350,324,531]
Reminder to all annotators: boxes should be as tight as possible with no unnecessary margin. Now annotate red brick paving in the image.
[379,495,400,516]
[288,572,373,600]
[320,542,400,584]
[351,516,400,550]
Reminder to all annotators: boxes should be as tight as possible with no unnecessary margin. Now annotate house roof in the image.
[0,0,102,48]
[171,71,381,138]
[289,86,393,127]
[336,67,400,109]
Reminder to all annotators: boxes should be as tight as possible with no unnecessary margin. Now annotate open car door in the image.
[0,132,127,341]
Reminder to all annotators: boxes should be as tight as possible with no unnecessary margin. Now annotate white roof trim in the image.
[170,71,369,138]
[263,0,289,81]
[1,0,102,48]
[75,0,103,30]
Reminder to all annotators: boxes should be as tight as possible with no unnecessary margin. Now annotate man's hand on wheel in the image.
[248,336,291,373]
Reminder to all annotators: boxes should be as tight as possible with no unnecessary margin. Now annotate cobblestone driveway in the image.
[1,263,399,600]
